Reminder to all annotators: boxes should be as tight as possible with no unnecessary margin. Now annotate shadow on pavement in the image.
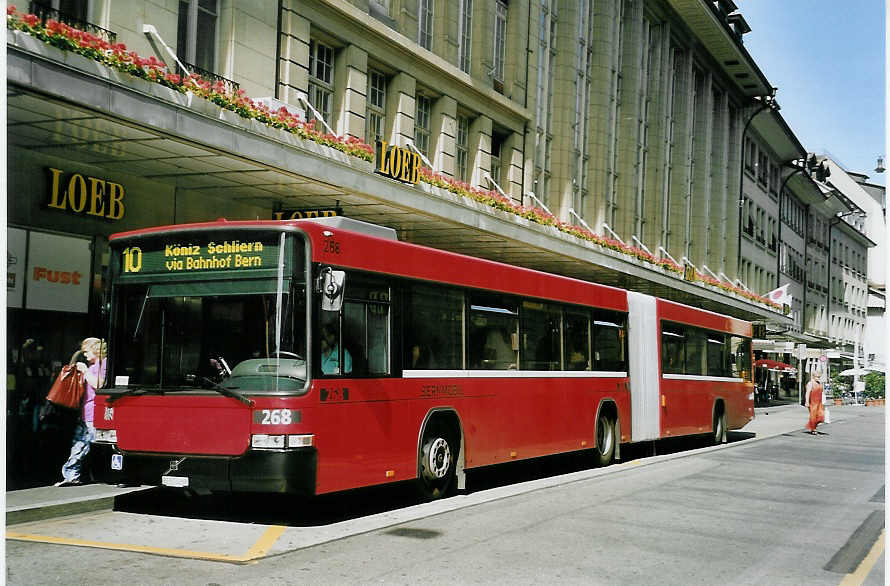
[114,431,751,527]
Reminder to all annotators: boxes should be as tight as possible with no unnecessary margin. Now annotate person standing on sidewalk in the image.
[55,337,106,486]
[805,367,825,435]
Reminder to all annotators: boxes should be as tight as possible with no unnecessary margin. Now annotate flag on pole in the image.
[767,284,792,307]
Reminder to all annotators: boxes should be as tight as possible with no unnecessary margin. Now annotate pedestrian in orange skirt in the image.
[805,368,825,435]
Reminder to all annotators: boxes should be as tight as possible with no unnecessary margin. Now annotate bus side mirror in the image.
[316,267,345,312]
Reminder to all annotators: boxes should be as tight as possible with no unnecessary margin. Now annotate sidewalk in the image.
[6,404,877,526]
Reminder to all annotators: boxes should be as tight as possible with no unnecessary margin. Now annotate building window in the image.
[458,0,473,73]
[366,70,386,145]
[32,0,87,21]
[493,0,507,87]
[177,0,218,73]
[418,0,433,50]
[456,115,470,182]
[309,40,334,131]
[414,94,431,158]
[490,134,503,186]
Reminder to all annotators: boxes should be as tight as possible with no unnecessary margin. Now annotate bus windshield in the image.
[109,230,308,394]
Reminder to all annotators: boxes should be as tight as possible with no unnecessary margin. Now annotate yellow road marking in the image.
[244,525,286,559]
[7,524,288,565]
[839,529,885,586]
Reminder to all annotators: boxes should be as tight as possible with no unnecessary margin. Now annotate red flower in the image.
[7,5,18,16]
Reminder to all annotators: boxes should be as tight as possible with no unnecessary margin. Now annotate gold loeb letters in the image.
[46,167,125,220]
[376,141,421,184]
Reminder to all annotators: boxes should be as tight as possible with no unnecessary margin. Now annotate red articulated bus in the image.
[91,217,753,498]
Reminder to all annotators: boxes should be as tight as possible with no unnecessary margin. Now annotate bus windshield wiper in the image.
[105,387,163,404]
[202,377,255,407]
[132,287,151,340]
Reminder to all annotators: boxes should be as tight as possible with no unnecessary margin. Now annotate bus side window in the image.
[469,294,518,370]
[707,332,728,377]
[661,324,685,375]
[685,328,707,375]
[592,310,627,371]
[564,311,591,371]
[404,284,463,370]
[520,301,561,371]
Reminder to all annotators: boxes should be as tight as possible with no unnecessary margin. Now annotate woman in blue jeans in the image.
[55,337,106,487]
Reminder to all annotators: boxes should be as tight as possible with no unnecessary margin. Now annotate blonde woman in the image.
[55,337,106,486]
[805,367,825,435]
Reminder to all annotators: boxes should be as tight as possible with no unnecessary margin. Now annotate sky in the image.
[738,1,886,186]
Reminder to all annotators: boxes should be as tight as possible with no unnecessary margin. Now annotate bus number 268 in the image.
[254,409,294,425]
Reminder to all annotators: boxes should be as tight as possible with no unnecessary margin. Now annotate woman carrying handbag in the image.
[55,337,106,487]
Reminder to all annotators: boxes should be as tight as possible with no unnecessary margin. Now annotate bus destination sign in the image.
[120,239,281,275]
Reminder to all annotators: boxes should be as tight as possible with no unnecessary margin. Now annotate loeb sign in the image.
[375,141,422,184]
[45,167,125,220]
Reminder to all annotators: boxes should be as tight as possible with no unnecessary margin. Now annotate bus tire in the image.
[713,408,727,445]
[417,422,458,500]
[594,412,616,467]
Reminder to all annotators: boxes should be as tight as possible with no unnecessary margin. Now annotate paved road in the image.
[6,406,884,585]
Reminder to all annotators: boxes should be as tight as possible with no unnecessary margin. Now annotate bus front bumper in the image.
[90,443,317,495]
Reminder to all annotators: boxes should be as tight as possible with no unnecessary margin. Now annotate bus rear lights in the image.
[251,434,315,449]
[385,470,395,478]
[95,429,118,443]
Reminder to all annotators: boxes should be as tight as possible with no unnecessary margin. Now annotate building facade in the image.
[7,0,881,486]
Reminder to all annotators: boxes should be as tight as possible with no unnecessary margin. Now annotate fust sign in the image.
[46,167,125,220]
[375,141,422,184]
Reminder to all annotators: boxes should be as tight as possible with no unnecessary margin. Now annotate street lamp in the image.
[875,156,885,174]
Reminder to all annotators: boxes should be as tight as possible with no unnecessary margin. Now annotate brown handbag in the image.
[45,352,86,410]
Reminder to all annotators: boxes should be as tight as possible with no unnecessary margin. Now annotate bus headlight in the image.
[251,434,286,449]
[251,434,314,449]
[95,429,117,443]
[287,434,314,448]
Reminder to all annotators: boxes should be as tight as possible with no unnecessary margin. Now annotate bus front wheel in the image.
[594,413,616,467]
[417,423,457,500]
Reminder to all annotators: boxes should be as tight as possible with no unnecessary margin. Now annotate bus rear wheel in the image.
[713,410,727,445]
[594,413,616,467]
[417,423,458,500]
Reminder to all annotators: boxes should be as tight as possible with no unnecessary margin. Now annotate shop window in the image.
[493,0,507,92]
[414,94,432,158]
[366,69,387,145]
[418,0,433,50]
[309,40,335,132]
[458,0,473,73]
[456,115,470,181]
[177,0,218,74]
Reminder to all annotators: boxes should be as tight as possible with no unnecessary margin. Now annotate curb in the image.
[7,495,118,526]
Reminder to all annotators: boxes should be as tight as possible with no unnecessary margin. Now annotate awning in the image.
[754,359,797,373]
[838,367,879,377]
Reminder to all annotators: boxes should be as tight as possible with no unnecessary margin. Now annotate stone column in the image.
[469,115,493,189]
[502,132,524,202]
[334,45,368,140]
[278,3,309,107]
[432,95,457,178]
[387,72,417,148]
